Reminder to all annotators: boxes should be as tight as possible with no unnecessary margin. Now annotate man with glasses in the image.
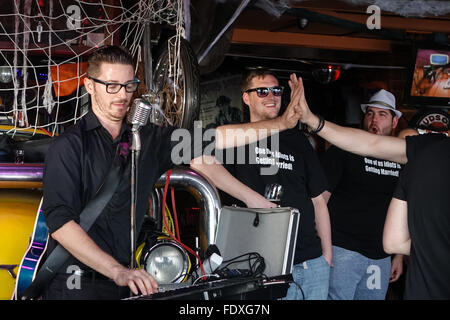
[41,47,304,300]
[191,68,332,300]
[41,45,161,300]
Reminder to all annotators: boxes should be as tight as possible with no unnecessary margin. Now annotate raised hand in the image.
[292,75,318,129]
[279,73,303,129]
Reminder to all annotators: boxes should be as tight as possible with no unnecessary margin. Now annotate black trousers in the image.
[42,273,130,300]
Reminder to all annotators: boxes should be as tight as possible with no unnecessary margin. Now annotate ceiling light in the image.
[312,65,341,84]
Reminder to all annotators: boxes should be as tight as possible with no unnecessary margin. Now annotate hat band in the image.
[368,100,395,110]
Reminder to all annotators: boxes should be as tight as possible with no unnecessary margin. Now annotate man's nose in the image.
[266,90,277,99]
[116,86,128,98]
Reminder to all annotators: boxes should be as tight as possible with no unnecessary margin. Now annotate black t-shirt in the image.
[43,111,178,270]
[219,128,328,264]
[394,133,450,300]
[323,145,402,259]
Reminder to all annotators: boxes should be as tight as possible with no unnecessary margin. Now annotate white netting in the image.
[0,0,185,137]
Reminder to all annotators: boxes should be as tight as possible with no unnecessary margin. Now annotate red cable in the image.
[171,187,181,241]
[161,170,205,278]
[40,127,52,136]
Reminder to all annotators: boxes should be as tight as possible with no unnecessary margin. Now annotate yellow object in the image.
[0,125,52,137]
[0,189,42,300]
[162,205,175,235]
[136,242,146,269]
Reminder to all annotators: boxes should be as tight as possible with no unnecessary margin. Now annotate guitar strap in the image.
[20,159,128,300]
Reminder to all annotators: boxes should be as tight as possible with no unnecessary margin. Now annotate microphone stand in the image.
[130,126,141,270]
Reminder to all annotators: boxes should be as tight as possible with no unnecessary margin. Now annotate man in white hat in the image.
[360,89,402,135]
[296,83,450,299]
[321,89,404,300]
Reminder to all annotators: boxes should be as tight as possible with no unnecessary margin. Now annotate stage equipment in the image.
[141,239,190,284]
[127,97,152,268]
[155,168,222,252]
[123,274,291,300]
[215,206,300,277]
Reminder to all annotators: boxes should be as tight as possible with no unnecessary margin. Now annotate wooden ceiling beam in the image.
[288,0,368,13]
[307,9,450,34]
[231,28,394,52]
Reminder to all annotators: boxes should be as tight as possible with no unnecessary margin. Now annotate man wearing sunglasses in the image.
[191,68,332,300]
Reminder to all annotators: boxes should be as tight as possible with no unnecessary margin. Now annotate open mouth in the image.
[369,126,379,134]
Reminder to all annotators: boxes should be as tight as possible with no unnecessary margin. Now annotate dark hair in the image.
[87,45,134,77]
[241,68,278,93]
[389,110,397,118]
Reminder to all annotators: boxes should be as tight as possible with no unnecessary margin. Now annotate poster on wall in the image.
[199,75,243,128]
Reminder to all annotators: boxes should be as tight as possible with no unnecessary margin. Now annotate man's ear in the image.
[84,76,94,94]
[242,92,250,107]
[392,116,399,129]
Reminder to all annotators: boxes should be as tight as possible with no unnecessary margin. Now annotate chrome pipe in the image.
[155,167,221,251]
[0,164,222,252]
[0,164,44,182]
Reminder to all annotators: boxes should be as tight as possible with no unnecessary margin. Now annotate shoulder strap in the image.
[20,161,125,300]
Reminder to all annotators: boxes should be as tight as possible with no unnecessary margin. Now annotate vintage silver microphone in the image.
[128,98,152,137]
[127,98,152,270]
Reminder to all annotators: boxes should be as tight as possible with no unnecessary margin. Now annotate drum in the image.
[0,189,42,300]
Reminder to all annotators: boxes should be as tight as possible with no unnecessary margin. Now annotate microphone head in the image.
[127,98,152,128]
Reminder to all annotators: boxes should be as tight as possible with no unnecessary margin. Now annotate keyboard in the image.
[123,275,291,300]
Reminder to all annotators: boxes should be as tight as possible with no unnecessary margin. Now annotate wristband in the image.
[309,114,325,134]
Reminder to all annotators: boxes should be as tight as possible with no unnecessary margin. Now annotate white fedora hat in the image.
[361,89,402,119]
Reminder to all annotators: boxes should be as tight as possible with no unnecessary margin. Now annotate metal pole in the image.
[143,22,153,92]
[130,130,141,269]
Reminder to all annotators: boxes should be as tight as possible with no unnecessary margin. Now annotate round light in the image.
[312,65,341,84]
[0,66,13,84]
[143,240,189,284]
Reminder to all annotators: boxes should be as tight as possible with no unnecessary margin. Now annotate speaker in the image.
[214,206,300,277]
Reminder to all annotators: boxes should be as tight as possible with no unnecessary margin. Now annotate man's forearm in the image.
[312,193,332,264]
[190,156,275,208]
[383,198,411,255]
[51,220,128,279]
[215,117,287,150]
[303,114,408,164]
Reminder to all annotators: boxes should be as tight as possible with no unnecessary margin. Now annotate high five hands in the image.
[281,73,310,129]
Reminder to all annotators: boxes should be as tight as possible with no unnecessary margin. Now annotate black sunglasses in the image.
[89,76,140,94]
[245,86,284,98]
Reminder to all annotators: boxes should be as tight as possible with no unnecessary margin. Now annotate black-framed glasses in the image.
[88,76,140,94]
[245,86,284,97]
